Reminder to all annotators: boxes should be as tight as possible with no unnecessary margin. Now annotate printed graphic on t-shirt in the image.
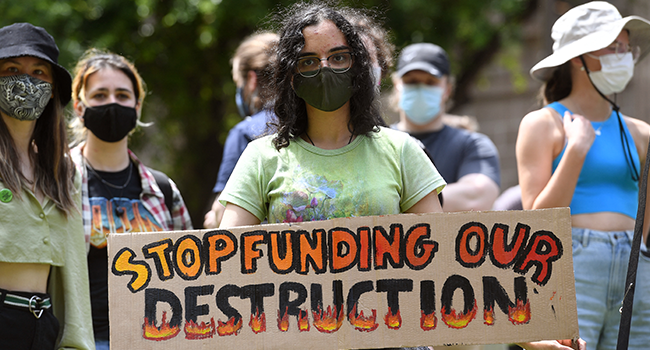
[90,197,162,248]
[269,167,375,223]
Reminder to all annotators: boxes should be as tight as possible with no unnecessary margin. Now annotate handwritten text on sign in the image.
[108,209,578,349]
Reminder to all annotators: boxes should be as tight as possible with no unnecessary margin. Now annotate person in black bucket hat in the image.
[0,22,72,106]
[0,22,95,349]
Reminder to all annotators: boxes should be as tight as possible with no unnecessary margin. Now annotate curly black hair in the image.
[270,1,385,150]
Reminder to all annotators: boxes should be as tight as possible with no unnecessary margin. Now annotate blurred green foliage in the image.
[0,0,535,226]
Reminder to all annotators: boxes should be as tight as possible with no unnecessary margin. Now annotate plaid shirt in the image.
[71,144,193,250]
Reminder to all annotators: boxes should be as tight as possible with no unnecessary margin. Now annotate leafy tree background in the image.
[1,0,538,227]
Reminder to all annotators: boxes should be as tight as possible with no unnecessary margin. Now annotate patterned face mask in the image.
[0,74,52,121]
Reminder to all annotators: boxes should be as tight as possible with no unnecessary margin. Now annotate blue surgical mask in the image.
[235,86,251,117]
[399,84,444,125]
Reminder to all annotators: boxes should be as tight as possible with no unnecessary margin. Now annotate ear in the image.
[73,100,85,119]
[135,100,143,118]
[392,74,403,91]
[245,70,258,93]
[570,56,584,70]
[442,77,453,102]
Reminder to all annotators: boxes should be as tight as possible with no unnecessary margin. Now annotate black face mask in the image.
[293,67,354,112]
[83,103,137,143]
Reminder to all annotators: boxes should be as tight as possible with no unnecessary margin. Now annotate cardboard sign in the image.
[108,208,579,349]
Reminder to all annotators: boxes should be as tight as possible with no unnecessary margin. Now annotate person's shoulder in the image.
[69,143,84,166]
[622,114,650,129]
[375,125,411,140]
[232,114,263,131]
[370,126,425,154]
[519,106,561,132]
[622,114,650,145]
[246,133,275,148]
[233,110,275,137]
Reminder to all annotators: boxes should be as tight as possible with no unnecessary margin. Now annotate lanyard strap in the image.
[616,136,650,349]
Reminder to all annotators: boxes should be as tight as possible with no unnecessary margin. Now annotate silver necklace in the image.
[84,156,133,216]
[84,156,133,190]
[594,123,604,136]
[572,103,610,136]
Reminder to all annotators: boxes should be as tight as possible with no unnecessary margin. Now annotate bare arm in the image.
[203,194,225,229]
[516,109,594,210]
[624,116,650,243]
[219,203,261,228]
[405,190,443,214]
[440,173,499,211]
[517,338,585,350]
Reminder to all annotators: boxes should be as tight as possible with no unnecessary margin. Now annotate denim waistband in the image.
[572,227,634,247]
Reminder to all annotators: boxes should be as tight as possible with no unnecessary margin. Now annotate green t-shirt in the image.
[220,126,446,223]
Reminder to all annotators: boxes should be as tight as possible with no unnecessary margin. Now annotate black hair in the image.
[270,1,384,150]
[540,62,572,104]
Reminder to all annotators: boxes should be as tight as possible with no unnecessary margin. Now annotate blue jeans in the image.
[572,228,650,350]
[95,339,109,350]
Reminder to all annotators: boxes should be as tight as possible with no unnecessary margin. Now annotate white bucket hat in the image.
[530,1,650,81]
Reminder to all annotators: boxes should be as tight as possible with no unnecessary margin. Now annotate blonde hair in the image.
[70,48,148,145]
[231,32,278,111]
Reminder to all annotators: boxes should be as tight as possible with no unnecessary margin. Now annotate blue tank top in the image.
[549,102,639,219]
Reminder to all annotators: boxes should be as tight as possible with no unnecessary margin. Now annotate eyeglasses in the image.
[297,52,352,78]
[603,41,641,62]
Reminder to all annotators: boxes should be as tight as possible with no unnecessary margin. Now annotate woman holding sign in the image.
[218,3,445,227]
[517,1,650,349]
[69,49,193,349]
[0,23,94,349]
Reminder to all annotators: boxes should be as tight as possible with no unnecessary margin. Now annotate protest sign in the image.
[108,208,578,349]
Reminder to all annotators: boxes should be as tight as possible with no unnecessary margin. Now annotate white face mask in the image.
[588,52,634,95]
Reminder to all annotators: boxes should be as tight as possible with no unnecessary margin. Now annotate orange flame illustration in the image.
[384,307,402,330]
[277,308,290,332]
[508,299,531,325]
[249,310,266,334]
[184,318,216,339]
[348,304,378,332]
[216,316,243,336]
[142,312,181,341]
[441,300,477,329]
[420,310,437,331]
[298,310,310,332]
[312,305,344,333]
[484,306,495,326]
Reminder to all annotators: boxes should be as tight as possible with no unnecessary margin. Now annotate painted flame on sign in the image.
[216,316,243,336]
[298,310,310,332]
[277,308,290,332]
[312,305,344,333]
[508,299,531,325]
[484,306,495,326]
[184,318,216,339]
[348,304,379,332]
[249,310,266,334]
[441,300,477,329]
[420,310,437,331]
[384,307,402,330]
[142,312,180,341]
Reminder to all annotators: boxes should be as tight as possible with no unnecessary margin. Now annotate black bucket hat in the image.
[0,22,72,106]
